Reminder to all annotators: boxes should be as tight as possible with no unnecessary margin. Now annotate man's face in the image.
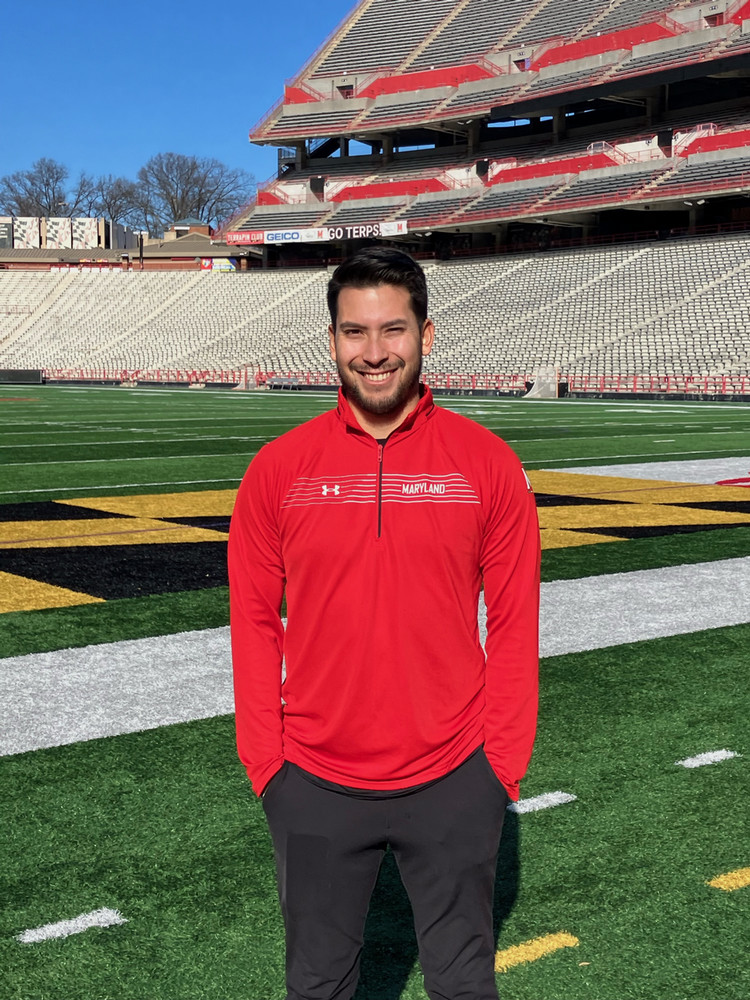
[328,283,434,419]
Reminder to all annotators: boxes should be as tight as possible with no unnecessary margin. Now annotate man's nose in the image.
[362,334,388,365]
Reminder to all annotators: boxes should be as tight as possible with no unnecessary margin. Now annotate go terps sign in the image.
[226,221,408,245]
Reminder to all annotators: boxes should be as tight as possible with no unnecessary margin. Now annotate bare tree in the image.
[0,158,73,216]
[0,158,100,217]
[68,171,99,216]
[93,175,140,225]
[136,153,255,235]
[0,154,254,233]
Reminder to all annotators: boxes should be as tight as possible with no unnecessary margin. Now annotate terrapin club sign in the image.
[226,220,408,245]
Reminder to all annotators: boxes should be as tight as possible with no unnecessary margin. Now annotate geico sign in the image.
[266,231,301,242]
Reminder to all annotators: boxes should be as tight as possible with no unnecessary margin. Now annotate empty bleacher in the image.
[408,0,539,70]
[233,204,332,231]
[327,199,408,225]
[357,96,449,127]
[457,178,566,220]
[611,35,727,80]
[314,0,458,75]
[648,149,750,200]
[396,191,482,225]
[591,0,688,36]
[509,0,611,47]
[539,160,673,212]
[3,232,749,384]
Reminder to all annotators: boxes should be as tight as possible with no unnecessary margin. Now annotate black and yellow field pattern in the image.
[2,474,749,614]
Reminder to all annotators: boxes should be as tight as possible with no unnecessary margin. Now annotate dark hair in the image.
[327,247,428,329]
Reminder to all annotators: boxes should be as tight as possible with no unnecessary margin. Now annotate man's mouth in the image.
[358,370,397,382]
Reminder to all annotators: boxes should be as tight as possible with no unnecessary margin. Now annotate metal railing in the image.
[40,368,749,396]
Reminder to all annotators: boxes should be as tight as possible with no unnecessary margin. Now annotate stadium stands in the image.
[3,233,749,390]
[648,148,750,199]
[2,1,749,398]
[328,199,407,225]
[230,0,750,257]
[593,0,685,35]
[251,0,743,148]
[232,204,332,231]
[315,0,458,74]
[538,160,674,212]
[510,0,614,47]
[407,0,541,69]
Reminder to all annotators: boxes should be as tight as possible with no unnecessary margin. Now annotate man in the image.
[228,247,540,1000]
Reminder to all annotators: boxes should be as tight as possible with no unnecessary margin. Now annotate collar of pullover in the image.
[336,384,435,441]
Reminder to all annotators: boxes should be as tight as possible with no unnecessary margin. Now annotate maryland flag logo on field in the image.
[2,474,750,614]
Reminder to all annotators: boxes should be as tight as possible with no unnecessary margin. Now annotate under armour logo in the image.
[322,484,340,496]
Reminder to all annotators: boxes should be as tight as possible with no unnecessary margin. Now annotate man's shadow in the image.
[355,810,520,999]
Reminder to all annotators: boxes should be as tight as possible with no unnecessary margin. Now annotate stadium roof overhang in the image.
[492,51,750,121]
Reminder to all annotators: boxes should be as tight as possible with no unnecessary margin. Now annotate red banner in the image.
[225,231,265,245]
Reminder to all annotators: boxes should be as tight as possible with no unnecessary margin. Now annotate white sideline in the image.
[2,556,750,757]
[549,455,750,484]
[16,907,127,944]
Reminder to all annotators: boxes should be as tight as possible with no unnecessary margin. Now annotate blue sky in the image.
[0,0,355,188]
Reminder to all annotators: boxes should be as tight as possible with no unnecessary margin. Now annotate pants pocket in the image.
[261,761,288,811]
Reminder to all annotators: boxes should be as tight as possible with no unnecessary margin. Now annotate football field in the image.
[1,385,748,1000]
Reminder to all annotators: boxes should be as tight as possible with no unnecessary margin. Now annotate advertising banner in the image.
[201,258,237,270]
[0,218,12,248]
[225,230,265,245]
[226,220,408,245]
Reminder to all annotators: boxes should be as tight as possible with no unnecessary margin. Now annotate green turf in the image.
[540,525,750,581]
[2,384,749,1000]
[0,588,229,659]
[1,625,746,1000]
[2,386,750,503]
[2,525,749,657]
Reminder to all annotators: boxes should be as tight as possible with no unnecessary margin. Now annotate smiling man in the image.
[229,247,540,1000]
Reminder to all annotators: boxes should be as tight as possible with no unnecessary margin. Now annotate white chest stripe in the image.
[282,473,480,508]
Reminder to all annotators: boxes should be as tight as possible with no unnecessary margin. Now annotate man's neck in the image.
[346,391,420,439]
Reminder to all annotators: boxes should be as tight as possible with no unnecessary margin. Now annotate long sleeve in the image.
[228,448,286,796]
[480,454,540,801]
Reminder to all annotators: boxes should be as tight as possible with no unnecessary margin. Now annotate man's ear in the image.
[421,318,435,357]
[328,324,337,362]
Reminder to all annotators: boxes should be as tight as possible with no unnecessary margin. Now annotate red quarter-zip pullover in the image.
[228,387,540,799]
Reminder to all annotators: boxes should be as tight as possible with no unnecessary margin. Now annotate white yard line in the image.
[16,907,127,944]
[676,750,740,769]
[508,792,577,814]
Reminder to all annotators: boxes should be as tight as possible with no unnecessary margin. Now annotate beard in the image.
[337,356,423,416]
